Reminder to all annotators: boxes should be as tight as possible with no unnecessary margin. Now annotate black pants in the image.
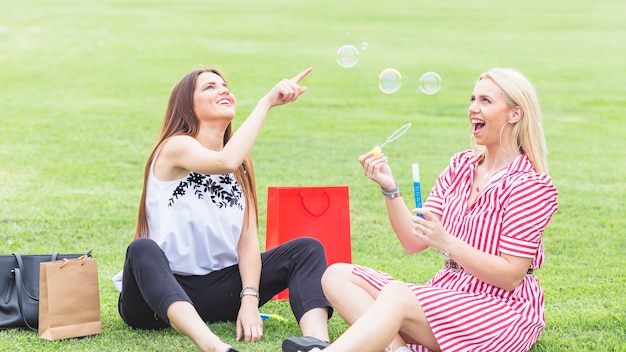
[118,237,333,329]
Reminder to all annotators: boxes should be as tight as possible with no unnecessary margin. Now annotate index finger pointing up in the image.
[290,67,313,83]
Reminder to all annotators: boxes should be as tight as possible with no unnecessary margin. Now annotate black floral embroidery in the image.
[168,172,243,210]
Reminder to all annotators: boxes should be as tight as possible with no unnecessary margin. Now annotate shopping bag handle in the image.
[60,255,88,268]
[299,191,331,217]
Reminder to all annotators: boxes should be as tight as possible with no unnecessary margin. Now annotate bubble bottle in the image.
[412,163,423,217]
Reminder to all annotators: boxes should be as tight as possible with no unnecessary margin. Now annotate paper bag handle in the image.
[299,191,331,217]
[60,255,89,268]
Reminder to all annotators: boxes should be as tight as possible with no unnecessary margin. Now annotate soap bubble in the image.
[419,72,442,95]
[361,41,369,50]
[336,45,359,68]
[378,68,402,94]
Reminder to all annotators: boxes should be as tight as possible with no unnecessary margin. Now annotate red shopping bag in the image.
[266,186,352,300]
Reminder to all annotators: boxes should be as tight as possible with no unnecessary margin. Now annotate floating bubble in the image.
[378,68,402,94]
[336,45,359,68]
[361,41,369,50]
[419,72,442,95]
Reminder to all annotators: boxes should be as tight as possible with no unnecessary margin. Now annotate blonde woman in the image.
[285,68,558,352]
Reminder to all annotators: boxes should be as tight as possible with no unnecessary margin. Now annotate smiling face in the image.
[193,71,236,123]
[468,78,517,148]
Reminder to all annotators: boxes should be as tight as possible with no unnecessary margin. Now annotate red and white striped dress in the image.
[354,150,558,352]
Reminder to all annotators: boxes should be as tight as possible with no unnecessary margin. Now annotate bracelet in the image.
[443,237,454,260]
[381,181,402,199]
[240,285,260,300]
[241,292,260,300]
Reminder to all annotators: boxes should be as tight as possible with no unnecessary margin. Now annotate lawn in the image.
[0,0,624,351]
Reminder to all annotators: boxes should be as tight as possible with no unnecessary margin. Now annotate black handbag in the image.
[0,251,92,331]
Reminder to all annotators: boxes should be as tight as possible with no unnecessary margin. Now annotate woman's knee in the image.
[291,237,325,256]
[127,237,159,254]
[126,238,165,266]
[321,263,354,294]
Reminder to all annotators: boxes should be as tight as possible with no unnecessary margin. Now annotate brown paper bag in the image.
[38,256,102,340]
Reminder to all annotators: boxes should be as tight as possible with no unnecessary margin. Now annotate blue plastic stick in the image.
[412,163,423,218]
[260,313,287,321]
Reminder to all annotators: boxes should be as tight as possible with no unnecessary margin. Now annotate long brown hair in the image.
[134,68,258,239]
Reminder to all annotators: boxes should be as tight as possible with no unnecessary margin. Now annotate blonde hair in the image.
[475,68,548,173]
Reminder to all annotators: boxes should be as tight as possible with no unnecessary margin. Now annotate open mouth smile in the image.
[471,119,485,133]
[217,98,232,106]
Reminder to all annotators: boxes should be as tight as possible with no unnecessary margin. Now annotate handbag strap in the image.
[14,253,59,300]
[11,252,60,332]
[13,267,38,331]
[298,191,331,217]
[4,271,13,304]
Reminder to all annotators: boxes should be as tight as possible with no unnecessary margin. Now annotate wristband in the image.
[240,286,260,300]
[443,237,454,260]
[381,181,402,199]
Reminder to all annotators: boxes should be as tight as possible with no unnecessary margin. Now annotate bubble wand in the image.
[412,163,423,218]
[260,313,287,322]
[371,123,412,155]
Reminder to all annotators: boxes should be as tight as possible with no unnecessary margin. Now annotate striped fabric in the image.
[354,151,558,352]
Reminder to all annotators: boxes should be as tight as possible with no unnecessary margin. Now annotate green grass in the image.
[1,0,625,351]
